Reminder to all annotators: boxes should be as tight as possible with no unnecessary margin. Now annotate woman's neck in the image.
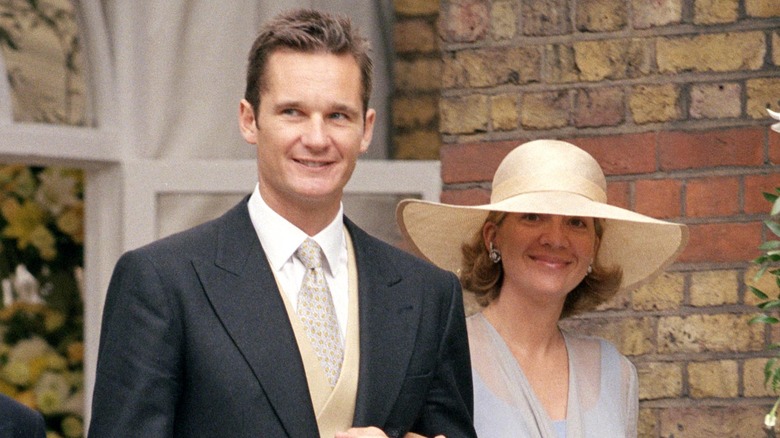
[482,288,565,356]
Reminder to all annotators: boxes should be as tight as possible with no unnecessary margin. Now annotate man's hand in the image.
[335,427,445,438]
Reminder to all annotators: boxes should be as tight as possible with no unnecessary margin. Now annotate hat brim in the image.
[397,192,688,293]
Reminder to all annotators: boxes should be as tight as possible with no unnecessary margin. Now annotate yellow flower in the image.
[15,389,37,410]
[56,204,84,244]
[0,379,17,397]
[61,415,83,438]
[66,342,83,365]
[44,309,66,332]
[28,356,50,384]
[29,226,57,261]
[45,352,68,371]
[1,198,56,259]
[3,360,31,386]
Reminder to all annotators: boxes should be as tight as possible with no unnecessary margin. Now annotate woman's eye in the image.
[569,218,588,228]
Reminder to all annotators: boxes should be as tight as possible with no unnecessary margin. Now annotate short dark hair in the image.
[244,8,373,115]
[459,212,623,319]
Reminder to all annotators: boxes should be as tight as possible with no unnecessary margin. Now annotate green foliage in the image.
[751,188,780,431]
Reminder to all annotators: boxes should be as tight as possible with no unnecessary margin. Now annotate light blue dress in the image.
[468,313,638,438]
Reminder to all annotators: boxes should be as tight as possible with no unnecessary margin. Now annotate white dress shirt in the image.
[247,185,349,343]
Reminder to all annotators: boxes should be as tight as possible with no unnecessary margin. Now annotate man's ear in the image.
[359,108,376,154]
[238,99,258,144]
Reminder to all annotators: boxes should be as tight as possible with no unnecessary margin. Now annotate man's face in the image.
[239,50,375,221]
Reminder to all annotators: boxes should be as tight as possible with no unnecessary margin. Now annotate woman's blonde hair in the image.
[459,212,623,319]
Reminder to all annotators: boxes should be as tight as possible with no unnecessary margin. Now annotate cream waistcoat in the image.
[275,230,360,436]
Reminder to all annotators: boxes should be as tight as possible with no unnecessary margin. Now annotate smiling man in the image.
[89,8,475,438]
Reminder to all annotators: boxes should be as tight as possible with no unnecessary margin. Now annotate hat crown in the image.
[491,140,607,204]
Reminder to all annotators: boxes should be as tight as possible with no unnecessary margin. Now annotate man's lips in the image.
[294,158,332,168]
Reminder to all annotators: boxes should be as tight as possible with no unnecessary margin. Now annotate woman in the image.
[396,139,688,437]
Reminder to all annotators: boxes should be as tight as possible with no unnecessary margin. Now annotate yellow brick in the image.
[638,408,657,437]
[444,48,541,88]
[393,130,441,160]
[632,272,684,311]
[632,0,683,28]
[490,94,519,131]
[394,19,438,54]
[657,314,764,354]
[688,360,738,398]
[689,270,738,307]
[440,95,489,134]
[774,31,780,66]
[545,44,579,83]
[576,0,627,32]
[657,32,765,73]
[574,39,631,81]
[395,58,442,92]
[746,0,780,17]
[659,406,772,437]
[747,78,780,119]
[694,0,739,24]
[395,0,440,16]
[392,96,438,129]
[560,316,654,356]
[521,91,570,130]
[637,361,683,399]
[744,357,780,397]
[629,84,680,124]
[491,0,517,40]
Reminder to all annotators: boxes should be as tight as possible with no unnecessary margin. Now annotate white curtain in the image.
[103,0,393,160]
[101,0,396,239]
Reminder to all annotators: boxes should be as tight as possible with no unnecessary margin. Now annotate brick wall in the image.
[393,0,780,436]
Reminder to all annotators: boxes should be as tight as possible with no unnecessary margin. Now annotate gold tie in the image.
[295,238,343,386]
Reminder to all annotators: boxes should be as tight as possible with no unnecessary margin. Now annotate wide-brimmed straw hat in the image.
[397,139,689,294]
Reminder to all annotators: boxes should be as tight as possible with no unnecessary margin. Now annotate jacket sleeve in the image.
[88,250,182,437]
[410,272,477,438]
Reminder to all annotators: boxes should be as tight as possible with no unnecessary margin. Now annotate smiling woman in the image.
[397,139,688,438]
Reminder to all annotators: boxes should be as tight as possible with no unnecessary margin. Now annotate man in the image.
[89,8,475,438]
[0,394,46,438]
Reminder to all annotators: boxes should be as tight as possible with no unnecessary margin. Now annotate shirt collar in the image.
[247,184,345,275]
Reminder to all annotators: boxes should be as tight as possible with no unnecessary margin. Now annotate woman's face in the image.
[485,213,599,300]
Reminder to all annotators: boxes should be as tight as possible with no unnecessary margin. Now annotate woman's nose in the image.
[538,220,568,248]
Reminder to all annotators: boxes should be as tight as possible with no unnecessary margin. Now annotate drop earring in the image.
[489,242,502,264]
[587,264,593,274]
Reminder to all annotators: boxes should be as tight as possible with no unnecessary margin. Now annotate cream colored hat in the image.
[397,139,689,293]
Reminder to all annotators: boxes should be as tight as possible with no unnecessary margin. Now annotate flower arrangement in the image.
[0,165,84,438]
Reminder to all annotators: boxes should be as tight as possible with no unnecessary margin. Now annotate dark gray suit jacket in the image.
[89,198,475,437]
[0,394,46,438]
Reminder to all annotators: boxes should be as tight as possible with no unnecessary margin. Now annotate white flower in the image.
[766,412,777,428]
[9,336,53,362]
[769,108,780,134]
[34,168,80,216]
[12,264,43,304]
[35,372,70,414]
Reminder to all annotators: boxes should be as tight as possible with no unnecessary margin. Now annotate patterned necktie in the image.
[295,238,343,387]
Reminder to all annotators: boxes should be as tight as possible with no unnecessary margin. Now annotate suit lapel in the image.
[348,219,422,426]
[193,200,318,436]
